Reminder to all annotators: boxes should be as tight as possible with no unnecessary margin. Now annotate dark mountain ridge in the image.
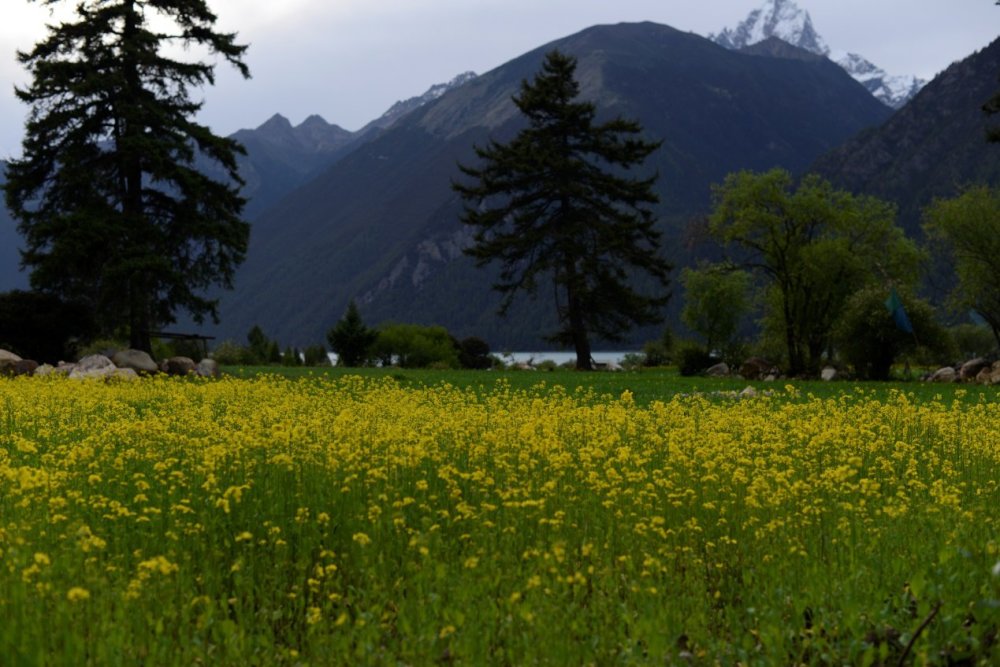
[813,36,1000,235]
[211,21,893,348]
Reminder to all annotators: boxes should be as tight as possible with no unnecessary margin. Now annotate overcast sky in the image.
[1,0,997,159]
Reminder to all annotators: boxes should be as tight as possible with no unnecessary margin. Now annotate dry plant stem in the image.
[897,601,942,667]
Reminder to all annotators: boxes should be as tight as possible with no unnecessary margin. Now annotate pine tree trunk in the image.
[566,286,593,371]
[122,0,151,355]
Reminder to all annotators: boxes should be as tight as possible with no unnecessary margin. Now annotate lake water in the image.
[496,351,637,366]
[325,351,638,366]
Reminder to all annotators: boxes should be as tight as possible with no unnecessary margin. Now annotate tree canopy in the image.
[453,50,671,370]
[709,169,923,376]
[3,0,250,353]
[924,185,1000,348]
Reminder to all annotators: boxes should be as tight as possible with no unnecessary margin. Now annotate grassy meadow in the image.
[1,370,998,665]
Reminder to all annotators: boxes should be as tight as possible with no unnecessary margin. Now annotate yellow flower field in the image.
[1,375,998,665]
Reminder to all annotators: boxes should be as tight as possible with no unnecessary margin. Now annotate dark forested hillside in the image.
[813,37,1000,235]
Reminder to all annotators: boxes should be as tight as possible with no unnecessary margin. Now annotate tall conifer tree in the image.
[454,50,671,370]
[4,0,250,352]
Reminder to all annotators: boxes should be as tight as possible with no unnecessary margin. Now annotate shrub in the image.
[77,338,127,360]
[834,286,950,380]
[211,340,246,366]
[948,323,996,360]
[676,341,715,377]
[371,323,460,369]
[458,337,493,370]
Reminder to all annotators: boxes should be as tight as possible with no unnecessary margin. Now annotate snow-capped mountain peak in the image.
[711,0,829,56]
[379,71,477,124]
[711,0,925,109]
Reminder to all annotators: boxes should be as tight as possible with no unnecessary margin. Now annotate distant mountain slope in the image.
[221,114,354,218]
[220,73,480,218]
[812,36,1000,235]
[0,163,29,291]
[212,21,892,349]
[711,0,925,108]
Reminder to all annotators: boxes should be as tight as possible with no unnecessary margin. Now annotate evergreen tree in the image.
[453,50,671,370]
[327,300,377,367]
[3,0,250,353]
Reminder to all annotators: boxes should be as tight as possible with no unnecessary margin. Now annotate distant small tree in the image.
[327,300,378,367]
[282,346,301,367]
[246,325,271,364]
[640,328,674,367]
[680,263,751,361]
[371,323,460,369]
[458,336,492,369]
[210,339,245,366]
[303,345,330,367]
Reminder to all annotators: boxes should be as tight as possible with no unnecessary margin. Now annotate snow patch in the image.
[711,0,925,108]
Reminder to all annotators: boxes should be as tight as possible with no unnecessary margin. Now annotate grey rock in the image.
[76,354,115,372]
[705,362,730,377]
[34,364,56,377]
[195,358,220,378]
[13,360,39,377]
[0,349,22,363]
[820,366,837,381]
[112,349,159,375]
[164,356,196,376]
[929,367,957,383]
[959,358,991,382]
[739,357,772,380]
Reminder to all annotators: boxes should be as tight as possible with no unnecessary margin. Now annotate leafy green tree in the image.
[833,286,948,380]
[454,50,671,370]
[924,185,1000,348]
[709,169,923,376]
[370,323,460,369]
[3,0,250,353]
[680,263,751,361]
[327,300,378,367]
